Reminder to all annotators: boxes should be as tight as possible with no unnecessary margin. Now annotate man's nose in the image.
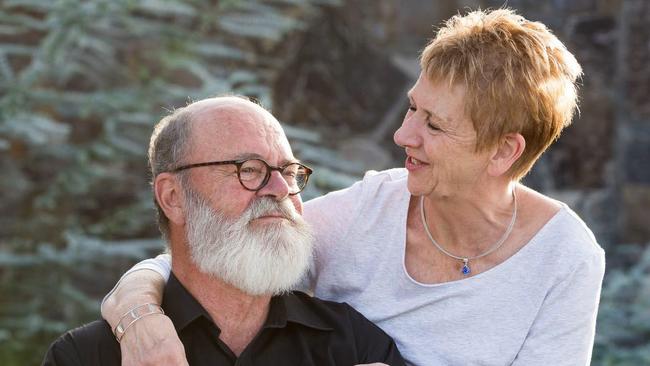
[257,170,290,200]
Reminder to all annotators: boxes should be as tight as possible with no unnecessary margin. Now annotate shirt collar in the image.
[266,292,333,331]
[162,273,214,333]
[162,273,333,333]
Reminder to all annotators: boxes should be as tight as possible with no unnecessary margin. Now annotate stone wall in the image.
[618,0,650,244]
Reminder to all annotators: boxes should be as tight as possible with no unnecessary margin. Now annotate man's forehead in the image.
[187,98,280,134]
[188,98,264,121]
[184,97,293,161]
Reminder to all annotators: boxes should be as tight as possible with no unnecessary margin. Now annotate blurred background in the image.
[0,0,648,364]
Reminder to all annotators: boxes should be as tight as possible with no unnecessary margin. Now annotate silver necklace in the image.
[419,189,517,276]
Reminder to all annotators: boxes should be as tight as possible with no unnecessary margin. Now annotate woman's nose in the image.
[394,116,418,148]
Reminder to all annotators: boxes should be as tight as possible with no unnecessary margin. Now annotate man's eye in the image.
[408,105,416,112]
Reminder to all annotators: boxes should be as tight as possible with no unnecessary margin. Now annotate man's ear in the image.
[154,172,186,226]
[487,133,526,177]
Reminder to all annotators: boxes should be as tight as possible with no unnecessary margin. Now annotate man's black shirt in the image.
[43,274,405,365]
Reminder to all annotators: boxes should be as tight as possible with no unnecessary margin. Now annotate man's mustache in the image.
[246,197,299,223]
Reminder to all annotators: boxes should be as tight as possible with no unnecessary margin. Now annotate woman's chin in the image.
[406,177,431,197]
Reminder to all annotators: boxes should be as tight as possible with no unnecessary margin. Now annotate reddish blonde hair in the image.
[421,8,582,180]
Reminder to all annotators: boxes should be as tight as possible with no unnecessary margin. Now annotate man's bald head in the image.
[183,96,277,126]
[148,95,282,239]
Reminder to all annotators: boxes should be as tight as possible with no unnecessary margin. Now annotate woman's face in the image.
[393,73,492,198]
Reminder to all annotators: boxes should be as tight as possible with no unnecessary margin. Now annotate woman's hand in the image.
[120,315,188,366]
[101,269,189,365]
[102,270,166,327]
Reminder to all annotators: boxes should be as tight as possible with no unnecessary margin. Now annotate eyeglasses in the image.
[170,158,313,195]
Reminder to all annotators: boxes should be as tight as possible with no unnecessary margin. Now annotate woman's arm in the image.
[512,248,605,365]
[101,256,188,366]
[101,254,171,325]
[101,269,166,332]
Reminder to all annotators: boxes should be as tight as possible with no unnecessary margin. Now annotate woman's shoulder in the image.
[361,167,408,182]
[520,186,604,261]
[552,203,605,258]
[357,168,409,197]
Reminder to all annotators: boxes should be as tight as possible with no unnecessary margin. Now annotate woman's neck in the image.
[420,179,517,256]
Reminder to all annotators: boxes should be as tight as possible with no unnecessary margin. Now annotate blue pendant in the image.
[461,259,471,275]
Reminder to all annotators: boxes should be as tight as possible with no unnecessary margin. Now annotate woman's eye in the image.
[408,105,416,112]
[427,122,441,131]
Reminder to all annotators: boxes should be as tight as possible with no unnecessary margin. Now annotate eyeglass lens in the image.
[239,159,309,193]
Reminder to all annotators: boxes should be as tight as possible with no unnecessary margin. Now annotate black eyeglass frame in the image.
[170,159,313,195]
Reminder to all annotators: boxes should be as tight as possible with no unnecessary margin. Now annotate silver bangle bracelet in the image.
[113,303,164,342]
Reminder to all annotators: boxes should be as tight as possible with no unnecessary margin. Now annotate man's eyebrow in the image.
[232,153,300,166]
[233,152,263,161]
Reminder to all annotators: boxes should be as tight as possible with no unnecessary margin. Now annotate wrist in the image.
[114,303,165,342]
[102,270,166,328]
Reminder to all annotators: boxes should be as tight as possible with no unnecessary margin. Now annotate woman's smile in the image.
[405,156,429,171]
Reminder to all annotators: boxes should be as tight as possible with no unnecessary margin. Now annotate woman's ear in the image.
[154,172,186,226]
[487,133,526,177]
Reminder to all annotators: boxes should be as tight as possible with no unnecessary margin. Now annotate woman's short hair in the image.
[420,8,582,180]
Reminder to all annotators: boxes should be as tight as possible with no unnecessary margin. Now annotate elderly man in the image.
[42,96,405,366]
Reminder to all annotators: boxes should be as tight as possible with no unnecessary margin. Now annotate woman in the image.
[102,9,605,365]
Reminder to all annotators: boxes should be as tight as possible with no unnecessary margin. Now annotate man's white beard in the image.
[183,188,313,296]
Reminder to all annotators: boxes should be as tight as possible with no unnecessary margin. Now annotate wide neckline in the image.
[399,194,568,288]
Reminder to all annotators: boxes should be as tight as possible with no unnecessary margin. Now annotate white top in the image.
[117,168,606,366]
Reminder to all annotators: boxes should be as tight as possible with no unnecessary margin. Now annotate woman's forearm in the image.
[101,269,166,329]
